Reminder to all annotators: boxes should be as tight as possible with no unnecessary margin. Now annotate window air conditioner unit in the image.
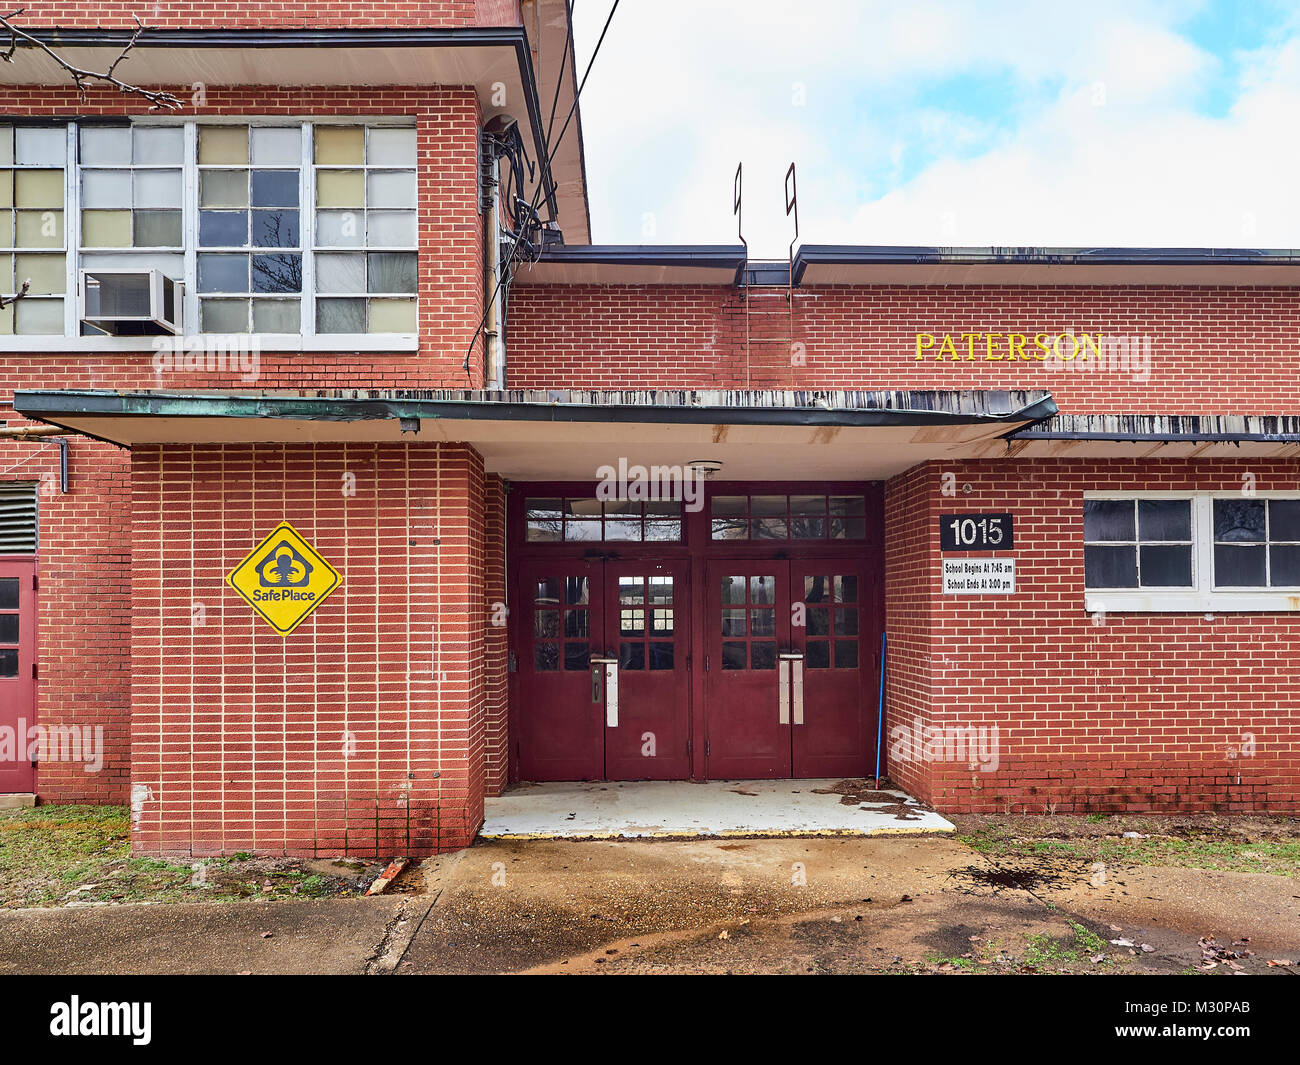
[79,268,183,336]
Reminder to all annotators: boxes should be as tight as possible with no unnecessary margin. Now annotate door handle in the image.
[779,652,804,725]
[591,655,619,727]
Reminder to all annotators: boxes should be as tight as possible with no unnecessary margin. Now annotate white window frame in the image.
[1083,490,1300,612]
[0,117,418,353]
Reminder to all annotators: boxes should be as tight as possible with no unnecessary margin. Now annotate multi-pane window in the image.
[524,498,683,542]
[532,575,591,672]
[0,126,68,335]
[720,574,777,670]
[803,574,859,669]
[5,119,417,340]
[1083,498,1193,588]
[197,125,303,333]
[618,575,674,671]
[1212,498,1300,588]
[313,125,417,333]
[1082,494,1300,607]
[711,493,867,540]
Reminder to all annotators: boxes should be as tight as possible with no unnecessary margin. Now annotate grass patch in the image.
[0,804,377,908]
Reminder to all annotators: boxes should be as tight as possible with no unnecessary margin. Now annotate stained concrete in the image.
[479,779,954,839]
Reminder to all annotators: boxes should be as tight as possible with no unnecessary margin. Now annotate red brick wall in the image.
[129,441,491,857]
[883,458,1300,814]
[1,83,486,802]
[509,283,1300,411]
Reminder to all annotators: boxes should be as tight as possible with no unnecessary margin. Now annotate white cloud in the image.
[568,0,1300,253]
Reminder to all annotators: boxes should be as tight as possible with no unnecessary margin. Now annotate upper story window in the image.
[0,119,417,342]
[1083,492,1300,612]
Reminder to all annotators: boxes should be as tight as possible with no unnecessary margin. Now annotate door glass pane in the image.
[749,575,776,604]
[647,643,674,671]
[0,614,17,642]
[563,643,590,671]
[834,640,859,668]
[749,643,777,670]
[720,642,746,670]
[0,579,16,608]
[806,641,830,669]
[0,648,16,677]
[618,576,643,604]
[720,576,746,604]
[619,642,645,670]
[533,643,559,671]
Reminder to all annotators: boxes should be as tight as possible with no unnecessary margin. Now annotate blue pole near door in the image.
[874,631,886,785]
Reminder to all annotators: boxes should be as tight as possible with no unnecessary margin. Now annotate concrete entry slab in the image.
[479,779,954,840]
[0,794,36,810]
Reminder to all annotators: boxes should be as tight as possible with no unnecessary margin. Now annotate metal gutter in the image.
[14,387,1058,431]
[535,245,749,270]
[792,245,1300,284]
[1007,413,1300,443]
[21,26,559,220]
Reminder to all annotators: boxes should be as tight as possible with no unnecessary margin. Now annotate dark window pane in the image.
[647,642,674,671]
[199,209,248,246]
[316,297,365,333]
[619,642,645,670]
[368,252,417,294]
[835,575,858,603]
[1139,545,1192,587]
[1270,499,1300,542]
[534,578,563,604]
[250,169,299,208]
[711,517,747,540]
[1214,499,1265,542]
[0,614,16,643]
[0,579,16,609]
[721,642,747,670]
[749,575,776,605]
[751,517,788,539]
[526,498,563,520]
[749,608,775,637]
[719,576,746,604]
[834,607,859,636]
[720,608,746,637]
[1083,499,1134,542]
[749,642,777,670]
[525,520,561,542]
[1138,499,1191,541]
[806,607,830,636]
[562,609,589,638]
[750,495,785,515]
[1270,544,1300,586]
[533,610,559,638]
[252,253,302,293]
[0,649,14,677]
[564,577,589,605]
[711,496,747,516]
[790,516,826,539]
[533,643,558,671]
[648,578,673,605]
[133,210,182,247]
[1085,544,1138,588]
[834,640,859,669]
[805,641,830,669]
[252,209,299,247]
[804,575,832,603]
[830,517,867,539]
[563,643,590,671]
[1215,544,1266,586]
[198,253,247,293]
[618,577,644,604]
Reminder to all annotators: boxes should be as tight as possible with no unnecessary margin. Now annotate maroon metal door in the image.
[704,562,792,778]
[603,560,690,780]
[516,558,604,781]
[0,560,36,793]
[790,561,874,778]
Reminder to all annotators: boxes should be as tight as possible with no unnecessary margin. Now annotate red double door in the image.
[704,559,875,779]
[0,559,36,793]
[515,554,876,782]
[517,557,691,781]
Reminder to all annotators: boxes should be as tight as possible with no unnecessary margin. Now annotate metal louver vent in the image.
[0,482,37,554]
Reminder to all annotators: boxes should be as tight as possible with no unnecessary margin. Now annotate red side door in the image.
[0,559,36,793]
[603,559,690,780]
[791,560,875,778]
[704,562,792,778]
[516,558,604,781]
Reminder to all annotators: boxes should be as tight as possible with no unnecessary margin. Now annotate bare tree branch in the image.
[0,10,182,111]
[0,279,29,309]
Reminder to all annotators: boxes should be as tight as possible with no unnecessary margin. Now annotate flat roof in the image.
[514,244,1300,286]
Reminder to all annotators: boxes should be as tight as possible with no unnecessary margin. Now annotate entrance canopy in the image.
[13,388,1056,480]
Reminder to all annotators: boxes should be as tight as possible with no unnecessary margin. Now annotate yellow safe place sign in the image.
[226,522,341,635]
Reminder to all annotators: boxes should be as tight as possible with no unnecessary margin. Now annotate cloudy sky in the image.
[570,0,1300,255]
